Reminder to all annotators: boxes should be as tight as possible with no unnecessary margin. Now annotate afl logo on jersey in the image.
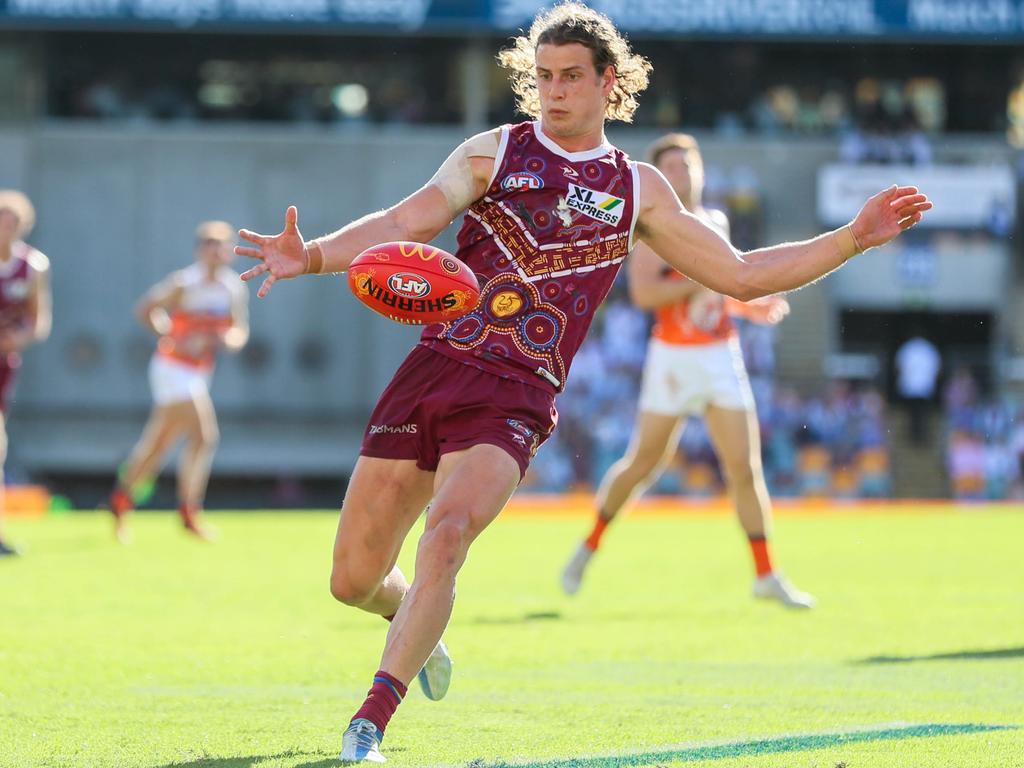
[387,273,432,299]
[502,172,544,191]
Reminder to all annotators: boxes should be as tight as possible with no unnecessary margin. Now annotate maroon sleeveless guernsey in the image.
[420,120,638,392]
[0,243,38,333]
[0,241,42,377]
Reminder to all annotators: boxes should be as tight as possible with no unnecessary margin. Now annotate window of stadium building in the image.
[28,33,1019,133]
[43,33,461,124]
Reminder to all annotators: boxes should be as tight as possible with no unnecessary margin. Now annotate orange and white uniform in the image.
[638,213,755,416]
[149,263,246,405]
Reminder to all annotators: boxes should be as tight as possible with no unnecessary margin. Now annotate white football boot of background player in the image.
[752,572,817,609]
[561,542,595,596]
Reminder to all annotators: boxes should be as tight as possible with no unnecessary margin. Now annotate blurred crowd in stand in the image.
[943,367,1024,501]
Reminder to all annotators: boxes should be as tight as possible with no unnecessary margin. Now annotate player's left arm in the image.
[221,282,249,352]
[634,163,931,301]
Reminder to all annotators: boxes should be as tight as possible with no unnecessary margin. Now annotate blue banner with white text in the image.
[2,0,1024,39]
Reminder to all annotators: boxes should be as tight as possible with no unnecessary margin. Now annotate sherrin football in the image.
[347,241,481,325]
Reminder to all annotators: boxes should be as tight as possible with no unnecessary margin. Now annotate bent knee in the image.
[329,570,379,606]
[196,423,220,448]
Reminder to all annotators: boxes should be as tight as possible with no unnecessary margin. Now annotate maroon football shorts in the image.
[360,344,557,479]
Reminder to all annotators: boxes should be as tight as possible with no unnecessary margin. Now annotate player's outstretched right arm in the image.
[236,130,500,298]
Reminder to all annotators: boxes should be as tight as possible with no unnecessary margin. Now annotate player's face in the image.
[197,237,235,266]
[657,148,703,203]
[0,209,20,245]
[535,43,614,137]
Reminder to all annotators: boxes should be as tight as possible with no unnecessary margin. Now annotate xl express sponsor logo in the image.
[565,184,625,225]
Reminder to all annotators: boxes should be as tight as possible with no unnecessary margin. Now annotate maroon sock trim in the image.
[350,669,408,734]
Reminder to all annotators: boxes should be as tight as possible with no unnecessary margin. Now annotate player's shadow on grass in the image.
[156,753,336,768]
[469,610,562,625]
[855,645,1024,664]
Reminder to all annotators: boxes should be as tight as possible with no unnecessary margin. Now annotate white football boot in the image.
[339,718,386,763]
[752,572,817,609]
[560,542,595,596]
[417,639,452,701]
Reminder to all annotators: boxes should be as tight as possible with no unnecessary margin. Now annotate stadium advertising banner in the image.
[3,0,1024,38]
[817,164,1017,230]
[830,235,1009,309]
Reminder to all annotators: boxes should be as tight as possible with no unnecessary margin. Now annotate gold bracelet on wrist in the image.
[848,224,865,254]
[305,240,326,274]
[832,225,862,262]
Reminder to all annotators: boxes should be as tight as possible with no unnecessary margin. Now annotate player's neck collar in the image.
[532,120,611,162]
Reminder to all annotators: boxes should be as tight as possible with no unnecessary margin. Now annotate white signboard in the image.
[830,234,1009,309]
[817,164,1016,230]
[908,0,1024,34]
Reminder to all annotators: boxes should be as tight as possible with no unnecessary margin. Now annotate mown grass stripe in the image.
[482,723,1013,768]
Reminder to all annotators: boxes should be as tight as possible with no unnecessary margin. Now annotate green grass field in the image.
[1,506,1022,768]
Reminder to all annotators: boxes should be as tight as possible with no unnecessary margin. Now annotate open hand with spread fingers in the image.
[236,206,310,298]
[850,185,933,251]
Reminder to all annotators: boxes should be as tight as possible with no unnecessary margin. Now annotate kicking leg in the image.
[381,444,518,678]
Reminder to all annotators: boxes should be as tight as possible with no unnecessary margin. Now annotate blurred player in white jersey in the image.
[562,134,816,608]
[108,221,248,542]
[0,190,51,557]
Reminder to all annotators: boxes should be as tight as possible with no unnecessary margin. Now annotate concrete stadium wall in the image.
[0,122,1014,478]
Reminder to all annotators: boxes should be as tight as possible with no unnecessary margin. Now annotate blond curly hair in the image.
[0,189,35,238]
[498,1,652,123]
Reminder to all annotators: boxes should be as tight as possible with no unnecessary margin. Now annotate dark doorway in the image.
[837,309,994,401]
